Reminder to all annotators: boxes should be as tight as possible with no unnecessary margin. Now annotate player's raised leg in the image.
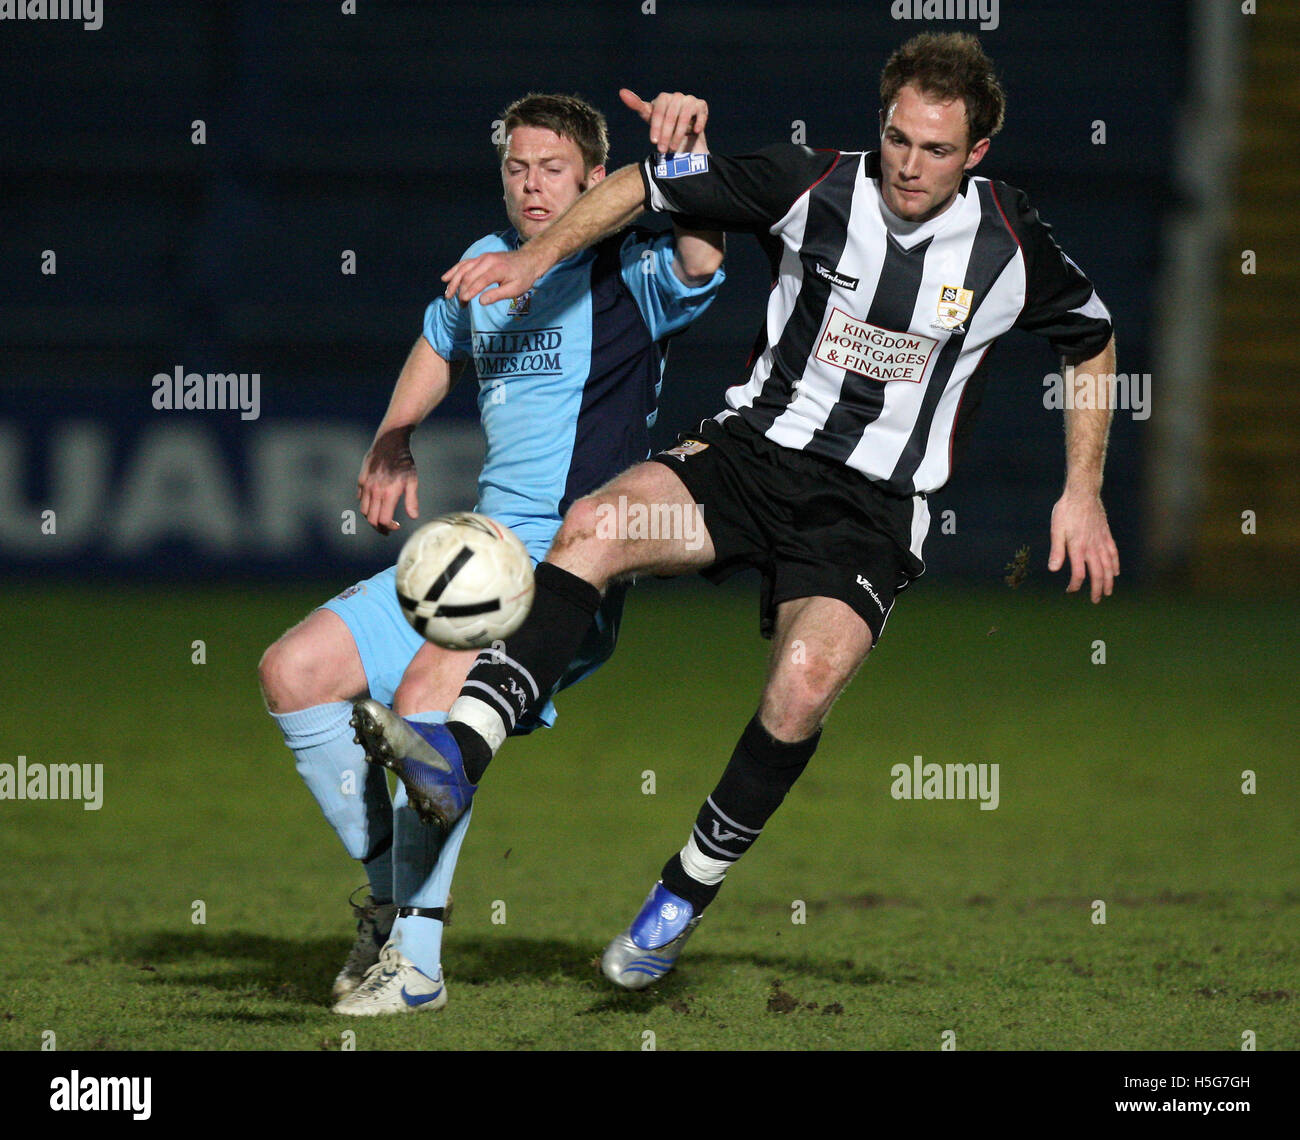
[602,596,874,989]
[351,667,475,834]
[369,460,715,830]
[450,460,714,752]
[335,640,476,1014]
[383,645,479,844]
[259,605,399,999]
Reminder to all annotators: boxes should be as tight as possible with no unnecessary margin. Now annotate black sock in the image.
[664,716,821,914]
[448,722,492,784]
[456,562,602,766]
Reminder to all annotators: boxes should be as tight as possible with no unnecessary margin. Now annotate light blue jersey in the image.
[425,225,723,559]
[325,225,723,724]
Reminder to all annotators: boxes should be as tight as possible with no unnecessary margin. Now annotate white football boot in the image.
[331,942,448,1015]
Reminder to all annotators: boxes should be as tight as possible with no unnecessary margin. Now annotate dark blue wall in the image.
[0,1,1188,581]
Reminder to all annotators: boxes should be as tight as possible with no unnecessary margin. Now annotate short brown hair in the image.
[880,32,1005,146]
[496,93,609,172]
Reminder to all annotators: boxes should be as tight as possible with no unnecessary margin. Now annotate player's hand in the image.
[357,425,419,535]
[620,88,709,154]
[1048,491,1119,603]
[441,247,544,306]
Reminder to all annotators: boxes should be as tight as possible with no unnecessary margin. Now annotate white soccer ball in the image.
[394,512,535,650]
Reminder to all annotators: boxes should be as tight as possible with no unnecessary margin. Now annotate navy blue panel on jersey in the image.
[561,236,657,515]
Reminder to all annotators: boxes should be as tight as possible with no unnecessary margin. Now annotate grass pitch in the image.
[0,579,1295,1052]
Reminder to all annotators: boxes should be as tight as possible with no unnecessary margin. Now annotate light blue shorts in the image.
[320,563,626,734]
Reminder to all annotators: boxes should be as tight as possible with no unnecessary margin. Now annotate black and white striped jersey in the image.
[640,145,1113,496]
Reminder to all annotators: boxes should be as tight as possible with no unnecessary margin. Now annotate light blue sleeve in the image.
[424,235,507,360]
[618,230,724,341]
[422,293,472,361]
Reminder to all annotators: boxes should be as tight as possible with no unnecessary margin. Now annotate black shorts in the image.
[652,414,927,644]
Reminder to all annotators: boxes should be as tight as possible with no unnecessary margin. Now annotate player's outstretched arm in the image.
[620,87,724,283]
[622,87,708,156]
[442,164,650,306]
[1048,335,1121,602]
[358,337,454,535]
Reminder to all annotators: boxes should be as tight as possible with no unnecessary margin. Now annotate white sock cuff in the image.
[680,835,731,886]
[448,695,509,754]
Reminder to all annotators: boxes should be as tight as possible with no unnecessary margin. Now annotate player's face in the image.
[878,84,990,222]
[501,126,605,241]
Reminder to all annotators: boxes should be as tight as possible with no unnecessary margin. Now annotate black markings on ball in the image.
[435,600,501,618]
[422,545,475,604]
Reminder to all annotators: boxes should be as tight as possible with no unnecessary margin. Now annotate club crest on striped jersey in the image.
[934,284,973,332]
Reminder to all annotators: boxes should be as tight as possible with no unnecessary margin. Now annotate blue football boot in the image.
[350,700,476,830]
[601,881,702,990]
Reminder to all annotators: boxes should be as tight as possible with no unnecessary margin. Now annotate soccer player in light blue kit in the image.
[258,90,724,1014]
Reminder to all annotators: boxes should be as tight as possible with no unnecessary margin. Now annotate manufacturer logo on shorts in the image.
[856,574,886,615]
[654,152,709,179]
[934,284,973,332]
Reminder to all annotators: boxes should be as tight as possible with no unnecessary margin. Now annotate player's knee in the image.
[393,642,474,716]
[760,702,824,742]
[557,495,603,545]
[763,662,841,738]
[392,673,433,718]
[258,633,331,713]
[552,496,623,582]
[257,639,293,711]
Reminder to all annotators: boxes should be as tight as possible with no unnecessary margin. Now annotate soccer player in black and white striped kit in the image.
[364,33,1121,988]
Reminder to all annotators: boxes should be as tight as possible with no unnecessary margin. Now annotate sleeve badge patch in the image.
[654,152,709,179]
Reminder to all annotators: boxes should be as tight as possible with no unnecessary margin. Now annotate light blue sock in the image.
[270,701,394,902]
[389,710,473,978]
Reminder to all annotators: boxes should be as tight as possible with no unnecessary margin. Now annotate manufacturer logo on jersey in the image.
[815,308,938,383]
[507,290,533,318]
[813,262,860,291]
[654,152,709,179]
[934,284,973,332]
[661,438,709,461]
